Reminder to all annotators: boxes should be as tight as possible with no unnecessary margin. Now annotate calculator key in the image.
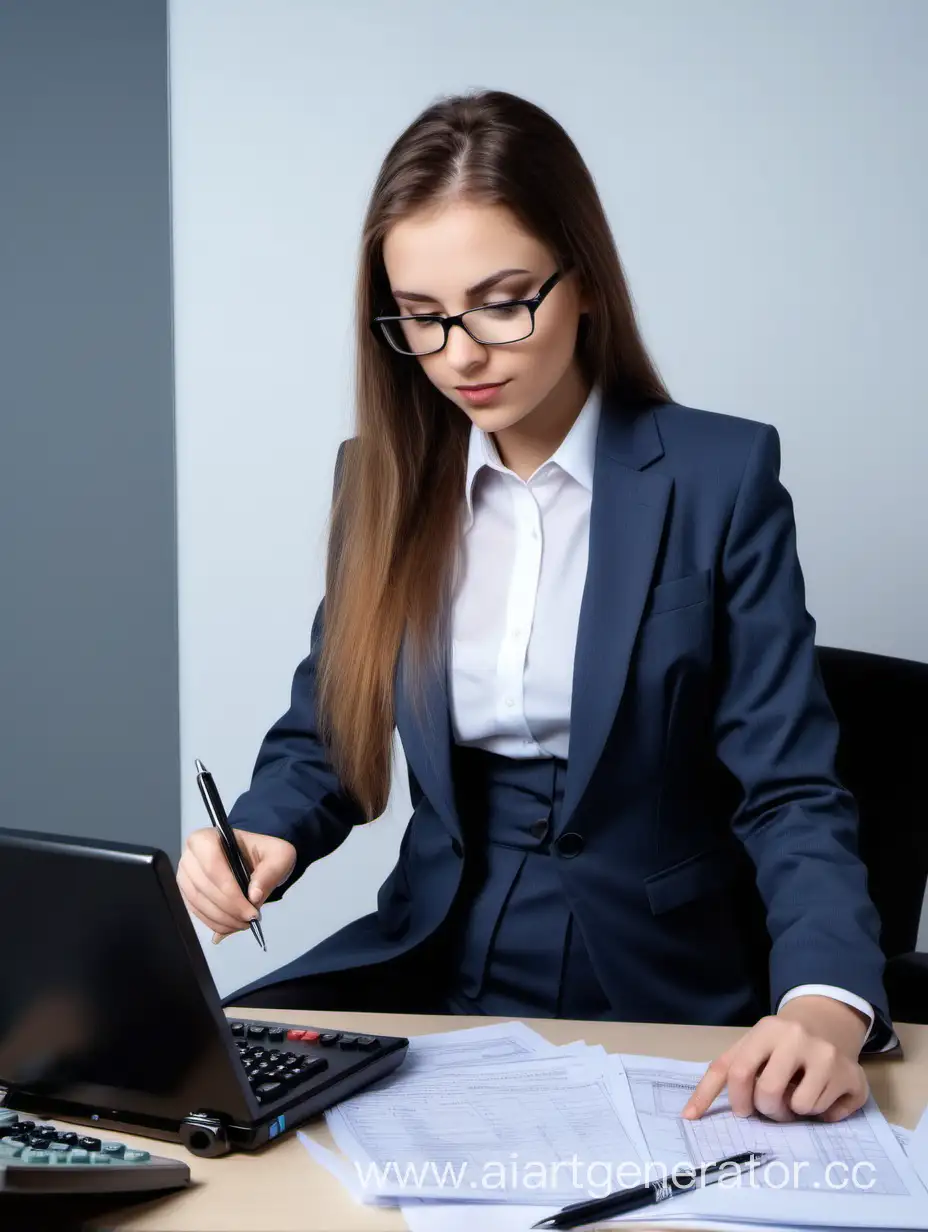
[69,1149,90,1164]
[300,1030,320,1043]
[286,1028,305,1041]
[0,1142,24,1158]
[57,1132,79,1146]
[355,1035,380,1050]
[22,1149,51,1164]
[255,1082,282,1102]
[230,1020,245,1036]
[102,1141,126,1157]
[267,1027,285,1042]
[79,1136,102,1151]
[124,1148,151,1162]
[296,1057,328,1079]
[338,1034,359,1049]
[317,1032,341,1046]
[47,1142,70,1155]
[90,1153,113,1165]
[0,1111,17,1127]
[247,1024,267,1040]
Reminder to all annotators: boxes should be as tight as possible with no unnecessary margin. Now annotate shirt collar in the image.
[463,385,601,529]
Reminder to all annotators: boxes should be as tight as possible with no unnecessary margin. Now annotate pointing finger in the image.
[683,1055,731,1119]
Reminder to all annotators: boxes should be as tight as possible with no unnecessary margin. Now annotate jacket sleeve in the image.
[226,442,365,902]
[712,423,890,1027]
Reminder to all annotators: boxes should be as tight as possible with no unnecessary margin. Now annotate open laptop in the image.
[0,827,408,1155]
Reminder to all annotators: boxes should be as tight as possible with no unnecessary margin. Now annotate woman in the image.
[178,90,891,1123]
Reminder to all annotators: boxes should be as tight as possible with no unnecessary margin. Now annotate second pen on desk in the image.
[531,1150,771,1230]
[194,758,266,951]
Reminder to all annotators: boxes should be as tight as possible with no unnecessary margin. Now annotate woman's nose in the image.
[444,322,488,372]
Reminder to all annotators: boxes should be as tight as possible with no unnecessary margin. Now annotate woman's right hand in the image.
[178,827,297,944]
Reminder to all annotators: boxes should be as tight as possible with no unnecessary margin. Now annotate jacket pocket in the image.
[646,568,711,617]
[644,845,738,914]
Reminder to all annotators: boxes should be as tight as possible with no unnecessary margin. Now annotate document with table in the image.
[299,1020,928,1231]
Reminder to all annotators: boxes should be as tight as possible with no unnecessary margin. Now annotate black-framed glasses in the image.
[371,269,567,356]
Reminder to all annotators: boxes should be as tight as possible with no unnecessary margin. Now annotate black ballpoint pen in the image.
[531,1150,771,1230]
[195,758,267,951]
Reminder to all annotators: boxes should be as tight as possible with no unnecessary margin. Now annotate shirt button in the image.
[505,698,515,708]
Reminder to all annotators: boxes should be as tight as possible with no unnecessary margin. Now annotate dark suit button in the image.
[451,837,463,857]
[529,817,549,841]
[555,832,584,858]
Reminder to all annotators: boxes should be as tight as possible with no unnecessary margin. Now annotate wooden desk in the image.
[8,1012,926,1231]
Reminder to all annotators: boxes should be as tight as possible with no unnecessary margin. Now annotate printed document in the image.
[326,1051,644,1203]
[608,1054,928,1226]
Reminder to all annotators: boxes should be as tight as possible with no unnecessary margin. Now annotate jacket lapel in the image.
[394,629,461,844]
[557,397,671,834]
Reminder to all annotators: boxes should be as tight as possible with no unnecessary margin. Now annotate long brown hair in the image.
[317,89,669,820]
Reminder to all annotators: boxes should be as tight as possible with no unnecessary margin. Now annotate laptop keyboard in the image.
[231,1020,385,1104]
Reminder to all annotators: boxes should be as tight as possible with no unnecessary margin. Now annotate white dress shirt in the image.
[447,385,878,1042]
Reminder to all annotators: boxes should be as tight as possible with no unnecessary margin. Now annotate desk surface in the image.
[7,1012,926,1231]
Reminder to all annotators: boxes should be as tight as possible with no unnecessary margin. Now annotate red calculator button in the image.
[300,1031,320,1043]
[286,1029,305,1041]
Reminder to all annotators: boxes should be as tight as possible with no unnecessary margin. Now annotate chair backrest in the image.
[816,645,928,958]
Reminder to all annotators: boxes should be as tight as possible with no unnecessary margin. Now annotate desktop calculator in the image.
[0,1109,190,1196]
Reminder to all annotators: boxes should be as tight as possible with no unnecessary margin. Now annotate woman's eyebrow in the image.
[391,267,531,305]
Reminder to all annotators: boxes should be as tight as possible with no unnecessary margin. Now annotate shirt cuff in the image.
[777,984,875,1042]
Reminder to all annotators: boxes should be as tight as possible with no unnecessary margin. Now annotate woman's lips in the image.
[456,380,509,406]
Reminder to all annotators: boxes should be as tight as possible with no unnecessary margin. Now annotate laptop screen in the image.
[0,827,254,1128]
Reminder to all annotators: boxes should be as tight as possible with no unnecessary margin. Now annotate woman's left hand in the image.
[682,996,870,1123]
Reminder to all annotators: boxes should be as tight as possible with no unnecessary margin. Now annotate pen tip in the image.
[195,758,205,774]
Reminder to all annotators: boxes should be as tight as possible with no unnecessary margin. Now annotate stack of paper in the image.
[298,1021,928,1231]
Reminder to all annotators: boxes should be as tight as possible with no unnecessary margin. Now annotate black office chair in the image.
[816,645,928,1025]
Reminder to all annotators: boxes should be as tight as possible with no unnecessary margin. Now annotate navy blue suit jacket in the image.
[226,392,889,1030]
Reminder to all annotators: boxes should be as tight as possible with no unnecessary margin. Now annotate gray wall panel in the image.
[0,1,179,859]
